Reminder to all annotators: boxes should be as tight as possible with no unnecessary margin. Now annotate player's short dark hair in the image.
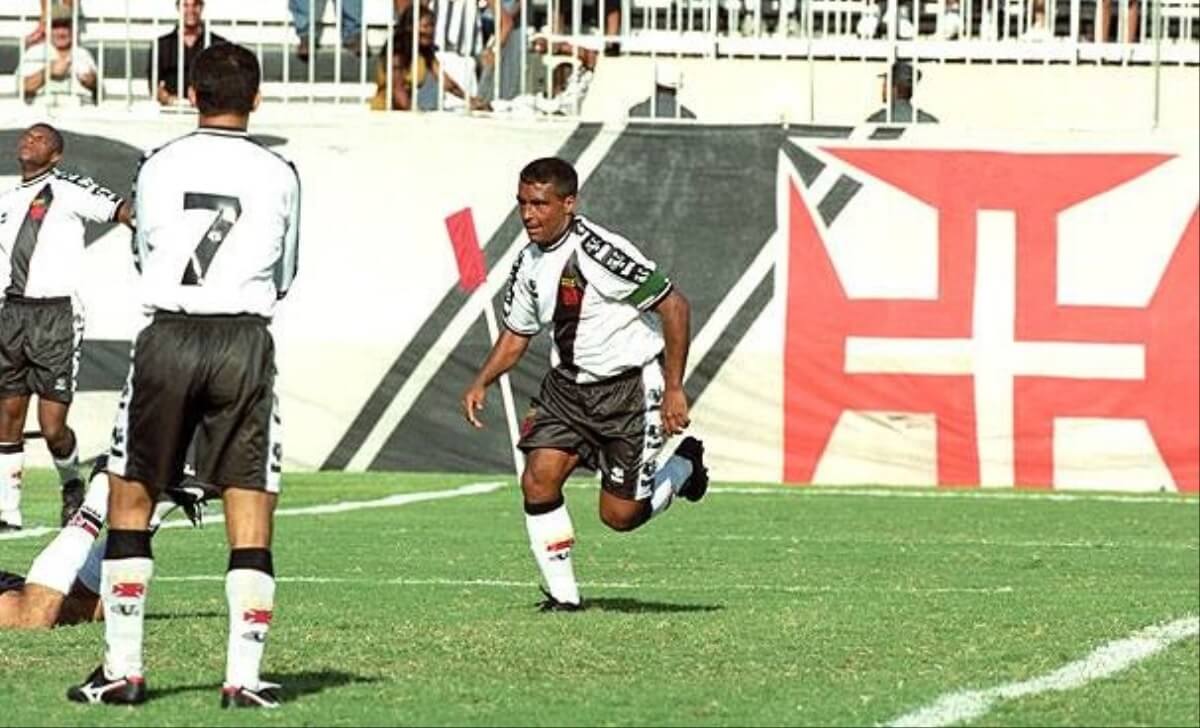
[520,158,578,199]
[190,42,259,116]
[28,123,64,154]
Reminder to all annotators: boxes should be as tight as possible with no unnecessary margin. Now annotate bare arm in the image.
[23,70,46,98]
[461,329,533,428]
[653,289,691,435]
[115,199,134,228]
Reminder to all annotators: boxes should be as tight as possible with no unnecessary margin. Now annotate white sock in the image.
[102,554,154,679]
[78,536,105,595]
[225,568,276,690]
[0,442,25,526]
[648,454,694,519]
[52,435,80,486]
[525,503,580,605]
[25,480,106,594]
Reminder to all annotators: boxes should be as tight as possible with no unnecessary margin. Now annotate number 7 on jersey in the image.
[183,192,242,285]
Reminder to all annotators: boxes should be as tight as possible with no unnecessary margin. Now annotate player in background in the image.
[67,43,299,709]
[461,157,708,612]
[0,124,134,531]
[0,454,215,629]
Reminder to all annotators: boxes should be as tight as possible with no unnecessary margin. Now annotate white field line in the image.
[883,616,1200,728]
[154,573,1018,596]
[0,481,509,541]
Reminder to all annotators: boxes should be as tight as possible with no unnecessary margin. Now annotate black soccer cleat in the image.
[537,587,582,613]
[0,520,20,533]
[66,665,147,705]
[221,683,282,709]
[674,436,709,502]
[60,478,85,527]
[0,569,25,594]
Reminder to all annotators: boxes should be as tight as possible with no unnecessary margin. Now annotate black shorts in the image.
[107,313,282,497]
[518,362,667,501]
[0,296,83,404]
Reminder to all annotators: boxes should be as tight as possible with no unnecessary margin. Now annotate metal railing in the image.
[1,0,1196,116]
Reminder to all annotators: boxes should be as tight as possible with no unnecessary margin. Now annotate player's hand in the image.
[461,384,488,429]
[661,386,690,436]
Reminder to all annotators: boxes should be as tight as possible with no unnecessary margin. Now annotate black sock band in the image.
[524,496,565,516]
[106,529,153,560]
[0,441,24,454]
[229,548,274,577]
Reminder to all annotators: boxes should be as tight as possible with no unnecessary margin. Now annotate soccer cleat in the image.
[674,436,709,502]
[66,666,147,705]
[537,587,582,612]
[60,478,85,527]
[221,682,282,709]
[0,569,25,594]
[0,520,20,533]
[162,479,218,528]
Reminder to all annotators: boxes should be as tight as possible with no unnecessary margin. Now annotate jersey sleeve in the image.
[578,230,673,311]
[275,164,300,299]
[62,173,124,224]
[502,248,539,335]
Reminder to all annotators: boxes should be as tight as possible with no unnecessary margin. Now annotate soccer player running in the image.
[461,157,708,611]
[67,43,299,709]
[0,124,133,531]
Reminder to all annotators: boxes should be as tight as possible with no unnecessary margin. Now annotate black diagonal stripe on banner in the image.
[683,266,773,405]
[370,125,793,472]
[320,123,602,470]
[818,175,863,227]
[8,183,54,297]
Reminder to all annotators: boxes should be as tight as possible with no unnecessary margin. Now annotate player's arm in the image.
[461,329,532,429]
[276,164,301,299]
[114,199,134,228]
[653,289,691,436]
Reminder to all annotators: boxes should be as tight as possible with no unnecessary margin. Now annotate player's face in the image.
[518,181,575,246]
[16,127,62,171]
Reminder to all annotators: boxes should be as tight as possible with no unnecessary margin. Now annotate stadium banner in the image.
[1,115,1196,492]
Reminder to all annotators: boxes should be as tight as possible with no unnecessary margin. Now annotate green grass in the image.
[1,470,1197,726]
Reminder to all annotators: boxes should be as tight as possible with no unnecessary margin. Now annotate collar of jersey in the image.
[20,168,55,188]
[196,125,249,137]
[539,217,576,253]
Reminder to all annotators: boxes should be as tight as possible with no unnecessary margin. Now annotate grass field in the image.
[1,469,1197,727]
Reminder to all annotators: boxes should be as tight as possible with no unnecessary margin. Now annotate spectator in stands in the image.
[148,0,228,107]
[628,63,696,120]
[24,0,75,48]
[291,0,363,62]
[1099,0,1140,41]
[866,60,938,123]
[21,6,96,105]
[370,7,489,111]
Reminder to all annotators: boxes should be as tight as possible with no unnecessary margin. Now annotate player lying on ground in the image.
[0,455,215,629]
[461,156,709,612]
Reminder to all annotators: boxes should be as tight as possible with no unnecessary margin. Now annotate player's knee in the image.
[598,500,648,532]
[520,470,561,503]
[40,422,71,454]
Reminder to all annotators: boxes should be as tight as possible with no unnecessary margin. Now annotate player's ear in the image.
[252,91,262,112]
[562,193,577,214]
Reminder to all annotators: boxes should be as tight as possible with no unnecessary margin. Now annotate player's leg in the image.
[0,582,65,629]
[521,447,582,609]
[0,394,31,530]
[37,398,83,526]
[220,487,280,707]
[31,298,87,526]
[595,363,708,533]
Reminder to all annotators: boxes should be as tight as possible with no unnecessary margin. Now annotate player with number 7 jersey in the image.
[69,44,297,710]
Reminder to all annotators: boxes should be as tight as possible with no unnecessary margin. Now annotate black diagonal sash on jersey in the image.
[7,184,55,297]
[552,252,588,377]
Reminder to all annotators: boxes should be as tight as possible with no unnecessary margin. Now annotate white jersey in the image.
[503,214,674,383]
[133,127,299,317]
[0,168,122,299]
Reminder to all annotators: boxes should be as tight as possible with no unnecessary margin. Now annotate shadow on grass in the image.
[151,670,379,702]
[145,611,223,622]
[582,597,723,614]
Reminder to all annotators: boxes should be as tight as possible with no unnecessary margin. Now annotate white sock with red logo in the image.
[524,500,580,605]
[225,549,276,691]
[0,441,25,526]
[101,530,154,679]
[26,470,109,593]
